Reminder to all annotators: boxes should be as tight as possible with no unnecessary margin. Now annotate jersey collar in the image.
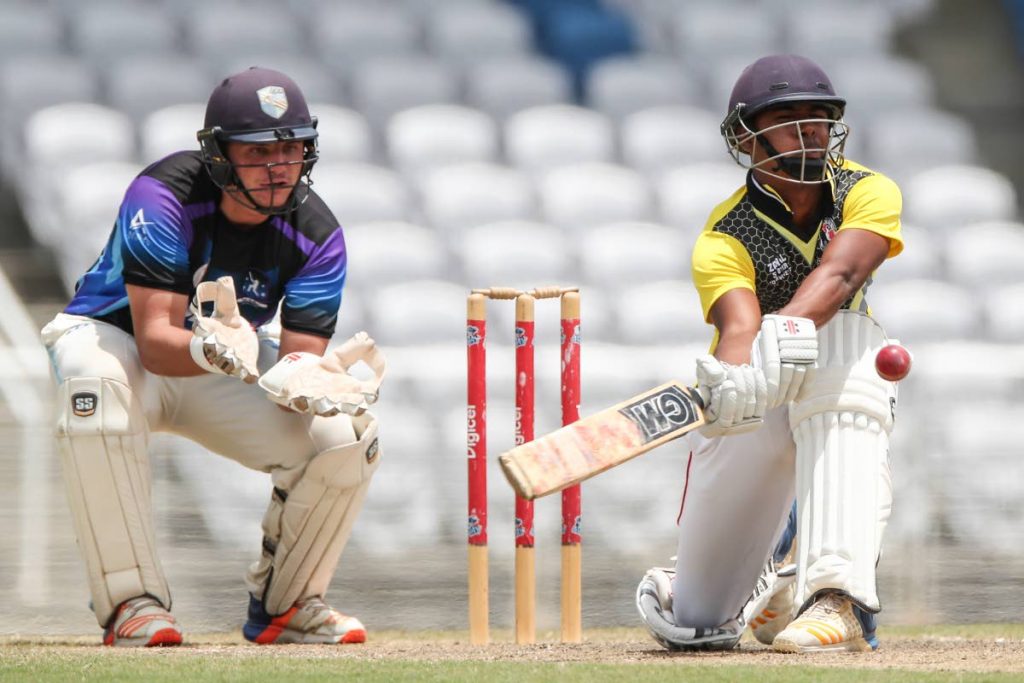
[745,171,837,241]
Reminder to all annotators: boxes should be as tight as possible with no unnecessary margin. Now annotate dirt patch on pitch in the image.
[9,630,1024,674]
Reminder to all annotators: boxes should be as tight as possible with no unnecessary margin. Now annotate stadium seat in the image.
[312,163,412,226]
[866,108,977,183]
[657,162,746,235]
[342,221,448,287]
[418,162,535,235]
[184,5,305,64]
[310,105,373,165]
[944,220,1024,288]
[670,4,780,75]
[69,3,179,65]
[23,103,136,171]
[868,279,982,342]
[787,4,895,59]
[0,57,100,131]
[868,224,943,285]
[425,2,532,64]
[831,58,935,119]
[386,105,499,176]
[0,4,63,60]
[903,165,1018,233]
[369,279,468,345]
[464,57,573,121]
[217,55,343,106]
[105,57,212,122]
[614,279,707,345]
[348,57,461,131]
[313,4,420,70]
[141,104,206,163]
[539,162,653,231]
[578,222,689,287]
[587,56,701,121]
[621,105,723,177]
[986,283,1024,343]
[458,220,571,288]
[505,105,615,174]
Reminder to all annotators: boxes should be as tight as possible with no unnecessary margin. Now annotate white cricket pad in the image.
[789,311,895,612]
[249,413,381,615]
[55,377,170,626]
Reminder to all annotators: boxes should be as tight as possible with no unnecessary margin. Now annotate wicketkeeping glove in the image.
[259,331,387,417]
[189,276,260,383]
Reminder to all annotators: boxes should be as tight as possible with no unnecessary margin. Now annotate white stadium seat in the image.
[787,5,895,59]
[70,3,179,64]
[314,4,420,69]
[615,279,707,345]
[184,5,305,63]
[505,105,615,174]
[418,162,535,235]
[0,5,62,60]
[657,162,746,235]
[141,104,207,162]
[903,165,1018,233]
[831,58,935,118]
[986,283,1024,343]
[369,279,468,345]
[465,57,572,121]
[539,162,653,231]
[312,163,412,226]
[866,108,977,184]
[425,2,532,64]
[387,105,499,176]
[105,57,212,122]
[458,221,571,288]
[342,221,448,287]
[348,57,461,130]
[868,224,943,285]
[587,56,701,122]
[310,105,373,164]
[868,278,982,342]
[944,221,1024,289]
[578,222,689,287]
[621,105,724,177]
[670,4,781,75]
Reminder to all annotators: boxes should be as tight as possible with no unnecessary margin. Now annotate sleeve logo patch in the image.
[71,392,98,417]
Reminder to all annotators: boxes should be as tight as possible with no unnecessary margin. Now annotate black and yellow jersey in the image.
[691,160,902,339]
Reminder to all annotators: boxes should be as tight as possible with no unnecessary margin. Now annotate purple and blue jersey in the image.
[66,151,346,339]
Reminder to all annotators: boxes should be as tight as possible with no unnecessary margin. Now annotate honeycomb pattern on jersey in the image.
[713,167,874,314]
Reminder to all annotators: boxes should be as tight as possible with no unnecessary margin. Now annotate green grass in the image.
[0,654,1021,683]
[2,625,1023,683]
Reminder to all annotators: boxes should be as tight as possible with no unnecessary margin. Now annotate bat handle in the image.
[688,385,706,410]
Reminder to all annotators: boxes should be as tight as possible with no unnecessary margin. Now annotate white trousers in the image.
[672,406,795,629]
[44,313,357,485]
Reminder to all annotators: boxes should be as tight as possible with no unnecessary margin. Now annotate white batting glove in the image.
[752,315,817,408]
[695,355,766,438]
[259,331,387,417]
[189,276,260,383]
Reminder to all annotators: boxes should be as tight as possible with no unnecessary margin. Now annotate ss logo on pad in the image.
[72,392,97,417]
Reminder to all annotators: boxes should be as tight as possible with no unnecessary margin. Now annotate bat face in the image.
[499,381,705,500]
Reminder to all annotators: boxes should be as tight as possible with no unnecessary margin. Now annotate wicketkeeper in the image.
[42,67,385,646]
[636,54,904,653]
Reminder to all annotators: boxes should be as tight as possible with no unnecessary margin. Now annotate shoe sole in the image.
[244,626,367,645]
[773,637,876,653]
[106,628,183,648]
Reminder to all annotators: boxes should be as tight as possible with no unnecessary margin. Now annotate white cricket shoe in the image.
[103,596,182,647]
[244,594,367,644]
[772,592,879,653]
[743,558,797,645]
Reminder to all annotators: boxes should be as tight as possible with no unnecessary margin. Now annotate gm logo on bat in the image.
[619,385,701,443]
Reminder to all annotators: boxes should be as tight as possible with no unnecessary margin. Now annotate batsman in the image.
[636,55,904,653]
[41,68,385,646]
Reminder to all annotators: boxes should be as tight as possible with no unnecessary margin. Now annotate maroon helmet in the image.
[721,55,849,183]
[197,67,319,214]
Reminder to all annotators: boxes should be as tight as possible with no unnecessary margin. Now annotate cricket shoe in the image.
[772,592,879,653]
[743,558,797,645]
[243,594,367,644]
[103,596,182,647]
[635,567,743,652]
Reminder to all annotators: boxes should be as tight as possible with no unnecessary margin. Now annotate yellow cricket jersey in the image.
[691,160,903,343]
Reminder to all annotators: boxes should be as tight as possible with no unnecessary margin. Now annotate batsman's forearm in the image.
[777,265,862,327]
[136,326,209,377]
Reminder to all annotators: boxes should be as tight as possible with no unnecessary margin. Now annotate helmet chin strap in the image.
[758,136,828,182]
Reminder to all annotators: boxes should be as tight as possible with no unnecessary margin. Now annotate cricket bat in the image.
[498,381,706,500]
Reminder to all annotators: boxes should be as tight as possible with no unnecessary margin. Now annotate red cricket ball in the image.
[875,344,912,382]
